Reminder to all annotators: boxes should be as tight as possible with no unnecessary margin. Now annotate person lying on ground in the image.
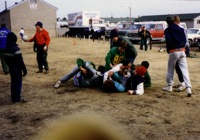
[54,58,96,88]
[103,59,132,83]
[73,65,105,88]
[126,66,147,95]
[131,61,151,87]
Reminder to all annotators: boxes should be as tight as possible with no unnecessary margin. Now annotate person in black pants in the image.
[4,32,27,103]
[138,26,151,51]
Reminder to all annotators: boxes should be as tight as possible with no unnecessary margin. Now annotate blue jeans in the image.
[9,68,22,102]
[60,62,96,83]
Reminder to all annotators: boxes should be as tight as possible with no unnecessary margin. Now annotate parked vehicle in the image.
[105,22,133,38]
[119,23,142,42]
[127,21,167,44]
[186,28,200,46]
[67,11,105,38]
[192,37,200,49]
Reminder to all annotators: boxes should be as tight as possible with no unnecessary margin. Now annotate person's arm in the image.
[43,30,50,47]
[27,35,35,42]
[127,83,144,95]
[14,48,27,77]
[144,71,151,87]
[121,36,138,58]
[164,29,171,53]
[103,64,122,82]
[105,48,114,69]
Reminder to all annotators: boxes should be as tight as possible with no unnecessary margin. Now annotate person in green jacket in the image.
[110,29,138,63]
[105,41,127,71]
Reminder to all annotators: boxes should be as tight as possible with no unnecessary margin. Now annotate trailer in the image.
[67,11,105,38]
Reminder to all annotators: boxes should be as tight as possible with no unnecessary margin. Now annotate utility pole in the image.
[128,7,131,21]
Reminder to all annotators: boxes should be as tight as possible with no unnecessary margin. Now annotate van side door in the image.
[154,24,165,38]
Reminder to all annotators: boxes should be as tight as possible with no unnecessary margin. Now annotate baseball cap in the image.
[35,21,43,27]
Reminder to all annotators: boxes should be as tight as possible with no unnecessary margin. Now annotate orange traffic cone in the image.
[73,40,76,45]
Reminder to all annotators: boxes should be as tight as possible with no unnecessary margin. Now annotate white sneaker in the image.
[174,86,186,92]
[162,86,172,92]
[186,87,192,97]
[54,81,61,88]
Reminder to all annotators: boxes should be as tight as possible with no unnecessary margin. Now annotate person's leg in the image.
[36,46,43,72]
[10,69,22,102]
[144,39,148,51]
[60,66,80,83]
[140,40,143,50]
[177,51,192,96]
[175,61,184,83]
[163,52,179,91]
[185,45,190,57]
[178,52,192,88]
[0,52,9,74]
[42,49,49,71]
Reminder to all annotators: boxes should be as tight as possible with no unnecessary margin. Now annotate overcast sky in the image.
[0,0,200,18]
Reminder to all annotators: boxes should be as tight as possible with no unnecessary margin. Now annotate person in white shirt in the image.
[19,28,24,38]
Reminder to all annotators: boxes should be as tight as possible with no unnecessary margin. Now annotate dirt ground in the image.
[0,37,200,140]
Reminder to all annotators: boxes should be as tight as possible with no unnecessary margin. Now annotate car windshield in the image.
[187,29,199,34]
[145,24,156,30]
[129,24,141,30]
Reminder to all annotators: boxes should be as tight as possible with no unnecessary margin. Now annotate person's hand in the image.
[80,67,87,75]
[22,71,27,77]
[108,71,114,77]
[43,46,48,51]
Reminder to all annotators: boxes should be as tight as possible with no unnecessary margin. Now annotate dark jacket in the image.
[111,36,138,59]
[138,29,150,39]
[4,45,27,76]
[164,23,186,53]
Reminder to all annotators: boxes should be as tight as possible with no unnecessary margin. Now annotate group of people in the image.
[54,27,151,95]
[0,21,50,103]
[0,15,193,103]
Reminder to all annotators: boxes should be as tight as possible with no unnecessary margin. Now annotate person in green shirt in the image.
[110,29,138,63]
[105,41,127,71]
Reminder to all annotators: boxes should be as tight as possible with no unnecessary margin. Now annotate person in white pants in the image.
[162,16,192,97]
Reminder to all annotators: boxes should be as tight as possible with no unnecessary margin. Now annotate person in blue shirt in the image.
[0,24,10,74]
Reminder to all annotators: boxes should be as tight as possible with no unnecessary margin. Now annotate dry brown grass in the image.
[0,37,200,140]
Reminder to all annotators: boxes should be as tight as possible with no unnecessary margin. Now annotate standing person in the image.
[138,26,151,51]
[0,23,10,74]
[162,16,192,97]
[174,16,190,57]
[173,15,189,91]
[27,21,50,74]
[110,28,118,49]
[110,29,138,63]
[4,32,27,103]
[19,28,24,39]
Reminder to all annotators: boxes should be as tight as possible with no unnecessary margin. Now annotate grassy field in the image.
[0,37,200,140]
